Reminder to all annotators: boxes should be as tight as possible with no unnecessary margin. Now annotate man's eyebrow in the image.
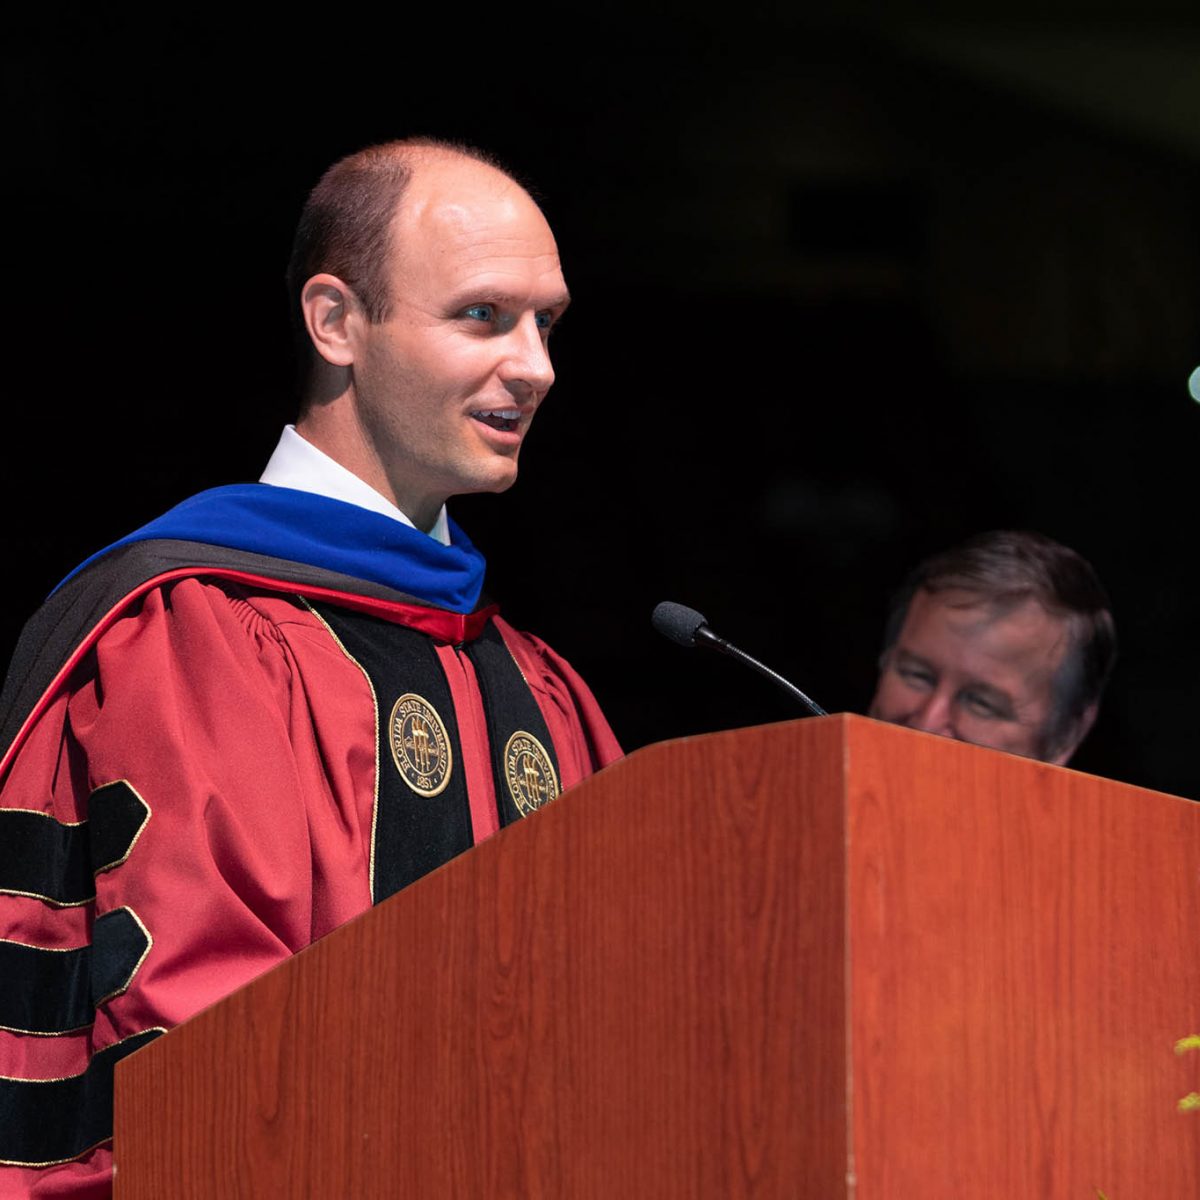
[453,290,571,311]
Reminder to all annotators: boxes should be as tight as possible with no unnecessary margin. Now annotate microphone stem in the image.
[695,627,828,717]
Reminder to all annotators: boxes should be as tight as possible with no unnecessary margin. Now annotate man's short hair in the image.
[285,137,514,391]
[881,530,1117,759]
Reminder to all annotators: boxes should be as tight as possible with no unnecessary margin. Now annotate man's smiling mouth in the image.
[471,408,521,432]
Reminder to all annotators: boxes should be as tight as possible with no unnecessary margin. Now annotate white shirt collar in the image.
[259,425,451,546]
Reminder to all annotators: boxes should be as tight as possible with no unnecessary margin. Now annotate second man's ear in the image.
[300,273,359,368]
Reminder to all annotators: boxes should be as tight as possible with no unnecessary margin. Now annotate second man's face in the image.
[868,587,1073,762]
[349,156,570,527]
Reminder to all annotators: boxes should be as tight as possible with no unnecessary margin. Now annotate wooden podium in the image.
[113,715,1200,1196]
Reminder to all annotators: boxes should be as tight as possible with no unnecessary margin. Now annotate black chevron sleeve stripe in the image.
[0,941,91,1035]
[0,907,151,1037]
[0,810,92,906]
[91,908,151,1007]
[88,782,150,874]
[0,783,149,906]
[0,1029,165,1167]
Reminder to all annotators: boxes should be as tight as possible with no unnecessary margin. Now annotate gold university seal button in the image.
[389,693,453,797]
[503,731,560,816]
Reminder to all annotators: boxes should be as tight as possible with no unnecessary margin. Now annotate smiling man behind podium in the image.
[869,530,1115,764]
[0,139,620,1196]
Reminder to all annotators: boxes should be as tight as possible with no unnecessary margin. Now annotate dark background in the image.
[5,8,1199,798]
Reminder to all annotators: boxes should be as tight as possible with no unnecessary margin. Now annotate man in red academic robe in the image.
[0,139,621,1197]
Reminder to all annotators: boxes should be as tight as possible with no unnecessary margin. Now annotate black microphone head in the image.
[651,601,708,648]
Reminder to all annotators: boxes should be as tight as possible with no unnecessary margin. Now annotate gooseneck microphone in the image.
[651,601,828,717]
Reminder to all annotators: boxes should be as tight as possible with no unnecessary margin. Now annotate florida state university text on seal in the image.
[503,731,560,816]
[389,693,453,797]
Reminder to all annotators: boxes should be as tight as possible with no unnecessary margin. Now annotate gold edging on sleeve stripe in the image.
[0,1026,168,1168]
[0,1134,113,1170]
[0,1022,92,1037]
[0,905,153,1035]
[0,781,152,904]
[0,926,91,1031]
[0,937,80,952]
[0,1025,169,1083]
[0,808,85,825]
[93,906,153,1008]
[297,597,381,904]
[0,887,92,909]
[0,806,93,902]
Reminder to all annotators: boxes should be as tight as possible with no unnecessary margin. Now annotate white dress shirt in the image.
[259,425,451,546]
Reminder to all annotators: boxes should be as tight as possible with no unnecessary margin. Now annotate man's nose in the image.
[500,315,555,395]
[905,691,956,738]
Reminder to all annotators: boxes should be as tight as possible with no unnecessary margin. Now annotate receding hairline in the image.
[286,136,550,403]
[340,141,554,288]
[359,137,539,219]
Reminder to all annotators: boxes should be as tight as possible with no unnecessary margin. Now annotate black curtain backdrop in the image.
[5,14,1199,798]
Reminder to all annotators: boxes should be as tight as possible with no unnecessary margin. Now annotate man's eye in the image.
[535,310,554,331]
[463,304,495,322]
[897,666,934,688]
[962,692,1004,720]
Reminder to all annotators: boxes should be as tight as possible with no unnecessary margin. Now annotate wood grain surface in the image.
[113,716,1200,1196]
[115,717,850,1198]
[847,719,1200,1197]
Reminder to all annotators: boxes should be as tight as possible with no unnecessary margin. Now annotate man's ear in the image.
[1048,701,1099,766]
[300,273,359,367]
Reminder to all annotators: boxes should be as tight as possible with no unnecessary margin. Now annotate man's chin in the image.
[457,460,520,498]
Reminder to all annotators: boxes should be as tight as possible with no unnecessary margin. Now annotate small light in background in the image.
[1190,366,1200,403]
